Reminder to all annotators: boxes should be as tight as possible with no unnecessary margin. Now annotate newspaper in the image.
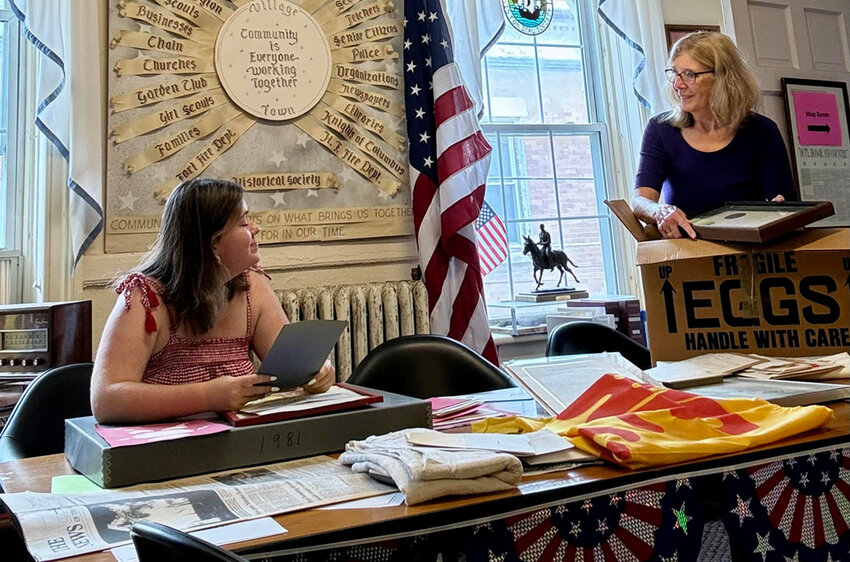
[1,456,393,561]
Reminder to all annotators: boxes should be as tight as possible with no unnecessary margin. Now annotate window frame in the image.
[480,0,620,300]
[1,4,22,255]
[0,5,23,304]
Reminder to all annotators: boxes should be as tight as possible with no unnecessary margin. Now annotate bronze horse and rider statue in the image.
[522,225,579,290]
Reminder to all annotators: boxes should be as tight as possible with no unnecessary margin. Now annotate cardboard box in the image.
[609,201,850,362]
[65,387,431,488]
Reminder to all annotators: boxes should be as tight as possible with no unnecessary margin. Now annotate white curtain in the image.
[444,0,505,118]
[598,0,669,115]
[10,0,103,270]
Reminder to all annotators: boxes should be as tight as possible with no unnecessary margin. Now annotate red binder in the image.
[222,383,383,427]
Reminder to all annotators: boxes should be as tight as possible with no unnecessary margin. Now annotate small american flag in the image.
[475,200,508,275]
[404,0,498,364]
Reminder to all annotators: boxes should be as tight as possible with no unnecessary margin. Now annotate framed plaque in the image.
[781,78,850,226]
[105,0,410,253]
[689,201,835,243]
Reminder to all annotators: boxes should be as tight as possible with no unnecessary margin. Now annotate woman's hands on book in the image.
[207,374,277,411]
[211,360,334,412]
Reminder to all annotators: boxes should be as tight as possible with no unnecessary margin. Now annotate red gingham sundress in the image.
[116,273,255,385]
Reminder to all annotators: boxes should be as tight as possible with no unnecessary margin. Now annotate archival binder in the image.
[65,386,431,488]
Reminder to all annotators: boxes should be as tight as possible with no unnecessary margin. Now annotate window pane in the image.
[539,46,587,123]
[540,0,581,46]
[0,20,7,130]
[525,179,556,218]
[558,218,610,294]
[481,58,492,123]
[480,1,617,307]
[500,178,533,223]
[485,45,541,123]
[557,179,597,217]
[553,135,593,179]
[498,20,535,45]
[0,19,9,249]
[486,137,501,182]
[481,255,512,304]
[484,179,507,220]
[499,134,552,178]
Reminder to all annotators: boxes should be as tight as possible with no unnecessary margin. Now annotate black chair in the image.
[347,334,515,398]
[545,321,652,370]
[131,520,248,562]
[0,362,93,462]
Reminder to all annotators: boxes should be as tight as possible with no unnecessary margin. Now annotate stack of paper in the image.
[736,353,850,381]
[647,352,850,389]
[645,353,763,389]
[428,397,513,432]
[405,429,597,465]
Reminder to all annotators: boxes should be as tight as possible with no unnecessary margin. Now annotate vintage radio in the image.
[0,301,92,380]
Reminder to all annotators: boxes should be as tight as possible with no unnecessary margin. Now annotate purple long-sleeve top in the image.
[634,112,799,217]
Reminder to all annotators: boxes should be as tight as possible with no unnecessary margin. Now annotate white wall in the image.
[661,0,724,27]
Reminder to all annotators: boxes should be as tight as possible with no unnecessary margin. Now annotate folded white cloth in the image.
[338,429,523,505]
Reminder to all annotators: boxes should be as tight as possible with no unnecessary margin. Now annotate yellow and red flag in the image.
[475,374,833,470]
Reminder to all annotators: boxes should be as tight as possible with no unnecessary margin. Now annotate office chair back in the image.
[131,521,248,562]
[0,362,93,462]
[545,321,652,370]
[347,334,515,398]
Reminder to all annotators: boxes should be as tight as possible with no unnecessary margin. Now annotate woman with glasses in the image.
[632,31,798,238]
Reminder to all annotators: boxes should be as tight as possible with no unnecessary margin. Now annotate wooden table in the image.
[2,402,849,561]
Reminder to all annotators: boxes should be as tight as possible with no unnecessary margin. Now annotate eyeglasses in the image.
[665,68,714,85]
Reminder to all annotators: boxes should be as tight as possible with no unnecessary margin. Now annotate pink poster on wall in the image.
[792,90,843,146]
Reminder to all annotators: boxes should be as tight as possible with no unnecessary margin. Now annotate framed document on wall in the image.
[781,78,850,227]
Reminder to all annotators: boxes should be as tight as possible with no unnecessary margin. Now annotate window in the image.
[481,0,617,303]
[0,0,20,251]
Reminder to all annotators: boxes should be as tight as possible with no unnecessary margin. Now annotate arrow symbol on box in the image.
[807,124,831,133]
[660,279,678,333]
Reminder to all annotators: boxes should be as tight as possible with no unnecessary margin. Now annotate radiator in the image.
[276,281,430,381]
[0,256,20,305]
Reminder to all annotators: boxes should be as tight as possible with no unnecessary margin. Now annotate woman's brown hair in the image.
[135,178,247,334]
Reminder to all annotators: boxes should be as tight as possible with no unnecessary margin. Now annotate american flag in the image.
[404,0,498,364]
[476,200,508,276]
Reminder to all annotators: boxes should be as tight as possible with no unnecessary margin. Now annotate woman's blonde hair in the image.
[664,31,761,130]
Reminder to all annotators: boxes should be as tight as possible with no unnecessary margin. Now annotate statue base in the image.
[531,288,575,294]
[514,287,588,303]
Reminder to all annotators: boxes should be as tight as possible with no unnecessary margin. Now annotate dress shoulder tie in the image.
[116,273,161,333]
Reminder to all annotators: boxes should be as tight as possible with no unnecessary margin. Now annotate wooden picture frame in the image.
[664,24,721,51]
[781,78,850,227]
[689,201,835,243]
